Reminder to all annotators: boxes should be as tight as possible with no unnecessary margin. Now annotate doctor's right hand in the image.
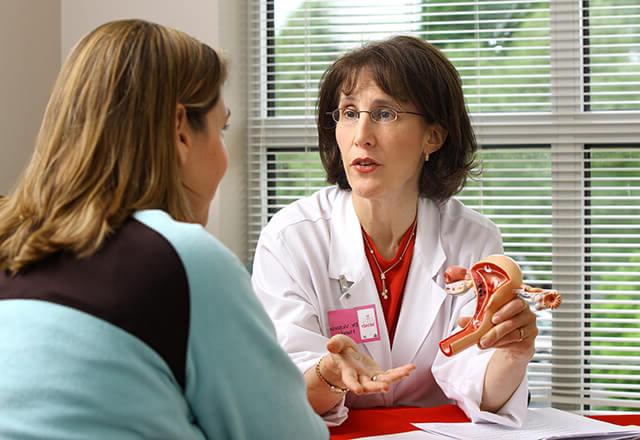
[321,334,416,395]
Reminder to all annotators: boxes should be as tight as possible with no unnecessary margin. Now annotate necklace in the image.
[362,219,417,300]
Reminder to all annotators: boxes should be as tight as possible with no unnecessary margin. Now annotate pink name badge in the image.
[328,305,381,344]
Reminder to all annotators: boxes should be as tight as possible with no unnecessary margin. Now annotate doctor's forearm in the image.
[480,350,528,412]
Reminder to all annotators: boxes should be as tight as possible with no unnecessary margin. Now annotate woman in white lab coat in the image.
[252,36,537,427]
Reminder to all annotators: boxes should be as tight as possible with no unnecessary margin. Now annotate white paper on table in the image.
[355,430,445,440]
[412,407,640,440]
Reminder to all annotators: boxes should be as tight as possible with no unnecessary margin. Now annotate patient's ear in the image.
[175,104,191,166]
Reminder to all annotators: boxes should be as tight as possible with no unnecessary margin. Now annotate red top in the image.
[362,221,417,345]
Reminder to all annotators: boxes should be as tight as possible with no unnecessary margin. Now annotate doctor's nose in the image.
[353,114,375,149]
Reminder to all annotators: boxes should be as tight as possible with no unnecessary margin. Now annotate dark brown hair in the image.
[317,35,479,200]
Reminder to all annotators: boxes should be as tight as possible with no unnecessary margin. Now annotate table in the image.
[329,405,640,439]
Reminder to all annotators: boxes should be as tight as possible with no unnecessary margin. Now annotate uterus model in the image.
[438,254,562,357]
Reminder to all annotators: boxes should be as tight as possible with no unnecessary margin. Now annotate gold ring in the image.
[518,327,525,342]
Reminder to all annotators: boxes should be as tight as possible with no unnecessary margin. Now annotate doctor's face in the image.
[334,70,438,204]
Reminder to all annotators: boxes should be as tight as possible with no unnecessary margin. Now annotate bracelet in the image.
[315,356,348,394]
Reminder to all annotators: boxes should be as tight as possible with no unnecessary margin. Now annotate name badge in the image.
[328,304,381,344]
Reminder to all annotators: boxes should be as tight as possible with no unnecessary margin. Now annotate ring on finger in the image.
[518,327,525,342]
[371,375,377,382]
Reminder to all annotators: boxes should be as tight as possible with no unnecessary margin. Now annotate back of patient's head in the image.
[0,19,227,274]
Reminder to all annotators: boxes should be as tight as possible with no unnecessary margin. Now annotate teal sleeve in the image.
[134,211,328,440]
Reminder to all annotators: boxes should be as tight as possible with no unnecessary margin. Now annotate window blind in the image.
[248,0,640,413]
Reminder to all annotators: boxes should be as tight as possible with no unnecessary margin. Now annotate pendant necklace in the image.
[362,219,417,300]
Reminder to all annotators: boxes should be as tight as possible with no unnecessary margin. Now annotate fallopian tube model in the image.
[438,255,561,357]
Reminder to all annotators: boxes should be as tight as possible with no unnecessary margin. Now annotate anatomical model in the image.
[439,255,561,357]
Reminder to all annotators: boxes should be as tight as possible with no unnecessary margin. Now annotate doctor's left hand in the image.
[460,297,538,362]
[321,334,416,395]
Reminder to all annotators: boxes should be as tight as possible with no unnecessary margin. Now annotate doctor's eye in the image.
[342,108,359,121]
[371,107,398,123]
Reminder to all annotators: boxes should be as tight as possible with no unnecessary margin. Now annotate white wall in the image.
[217,0,248,264]
[60,0,249,262]
[0,0,60,196]
[0,1,248,261]
[60,1,219,53]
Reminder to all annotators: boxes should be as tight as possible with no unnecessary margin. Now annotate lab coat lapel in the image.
[392,199,447,366]
[327,191,392,371]
[327,191,365,284]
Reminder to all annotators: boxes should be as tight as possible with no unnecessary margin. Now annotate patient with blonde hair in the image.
[0,19,327,440]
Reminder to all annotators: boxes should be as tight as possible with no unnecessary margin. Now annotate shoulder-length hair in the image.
[0,19,226,274]
[317,35,479,200]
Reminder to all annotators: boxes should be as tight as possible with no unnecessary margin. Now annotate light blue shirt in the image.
[0,210,328,439]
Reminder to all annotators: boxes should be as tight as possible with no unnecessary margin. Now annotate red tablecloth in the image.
[329,405,640,440]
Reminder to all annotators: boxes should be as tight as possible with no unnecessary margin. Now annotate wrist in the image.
[321,354,343,383]
[315,356,348,394]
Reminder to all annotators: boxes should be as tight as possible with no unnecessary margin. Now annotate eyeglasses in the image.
[329,107,425,124]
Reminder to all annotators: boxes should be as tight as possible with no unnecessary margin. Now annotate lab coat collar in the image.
[417,198,447,276]
[327,191,367,283]
[327,193,446,281]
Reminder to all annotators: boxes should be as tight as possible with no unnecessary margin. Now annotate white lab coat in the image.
[252,186,527,427]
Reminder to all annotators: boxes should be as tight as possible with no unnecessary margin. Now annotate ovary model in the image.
[438,255,561,357]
